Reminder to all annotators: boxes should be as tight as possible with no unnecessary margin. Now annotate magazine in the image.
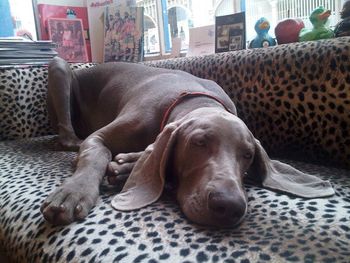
[87,0,136,62]
[215,12,246,53]
[87,0,117,62]
[103,5,144,62]
[37,3,91,61]
[0,38,57,67]
[47,18,88,62]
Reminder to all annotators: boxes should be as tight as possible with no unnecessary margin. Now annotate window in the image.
[0,0,343,58]
[245,0,342,41]
[137,0,342,57]
[137,0,240,56]
[136,0,160,53]
[1,0,37,39]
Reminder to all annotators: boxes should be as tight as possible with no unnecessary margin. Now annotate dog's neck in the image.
[163,93,232,129]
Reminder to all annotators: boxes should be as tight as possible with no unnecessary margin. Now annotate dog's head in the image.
[112,108,334,227]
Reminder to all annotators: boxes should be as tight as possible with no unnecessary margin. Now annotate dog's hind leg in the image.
[47,57,82,151]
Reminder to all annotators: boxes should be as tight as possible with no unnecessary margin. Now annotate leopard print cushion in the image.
[0,66,51,139]
[0,63,95,141]
[144,37,350,168]
[0,136,349,262]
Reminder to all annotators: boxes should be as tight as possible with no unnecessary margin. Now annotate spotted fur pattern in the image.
[0,136,349,262]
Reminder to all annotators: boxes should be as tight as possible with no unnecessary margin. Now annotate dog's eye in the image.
[243,152,253,159]
[193,138,206,147]
[191,135,207,147]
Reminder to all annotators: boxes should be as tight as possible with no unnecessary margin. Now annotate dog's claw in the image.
[59,205,66,212]
[75,204,82,213]
[114,152,143,163]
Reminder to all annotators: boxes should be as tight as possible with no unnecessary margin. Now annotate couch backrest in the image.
[1,38,349,167]
[144,37,350,167]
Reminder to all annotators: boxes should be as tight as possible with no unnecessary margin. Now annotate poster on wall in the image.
[48,18,88,62]
[215,12,246,53]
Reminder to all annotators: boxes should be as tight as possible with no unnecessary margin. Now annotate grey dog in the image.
[40,57,334,227]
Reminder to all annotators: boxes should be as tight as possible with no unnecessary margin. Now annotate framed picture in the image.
[215,12,246,53]
[48,18,88,62]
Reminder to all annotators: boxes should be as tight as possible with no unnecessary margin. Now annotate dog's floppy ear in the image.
[111,122,179,211]
[247,139,334,198]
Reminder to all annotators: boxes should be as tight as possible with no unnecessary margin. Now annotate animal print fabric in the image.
[0,64,95,141]
[144,37,350,168]
[1,38,349,167]
[0,136,349,263]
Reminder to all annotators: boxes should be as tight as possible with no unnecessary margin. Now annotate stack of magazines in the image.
[0,37,57,68]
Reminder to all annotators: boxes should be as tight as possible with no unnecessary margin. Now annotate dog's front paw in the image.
[106,151,143,185]
[40,179,98,225]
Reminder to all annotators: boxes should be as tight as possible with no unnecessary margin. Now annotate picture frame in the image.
[47,18,88,62]
[215,12,246,53]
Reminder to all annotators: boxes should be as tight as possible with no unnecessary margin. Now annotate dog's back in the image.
[70,62,234,139]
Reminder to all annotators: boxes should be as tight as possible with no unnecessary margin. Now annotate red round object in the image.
[275,18,305,44]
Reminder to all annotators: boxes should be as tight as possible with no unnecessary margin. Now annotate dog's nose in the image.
[208,191,246,224]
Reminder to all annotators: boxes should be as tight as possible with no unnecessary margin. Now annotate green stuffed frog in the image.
[299,6,334,42]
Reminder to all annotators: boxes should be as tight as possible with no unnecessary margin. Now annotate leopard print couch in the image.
[0,37,349,263]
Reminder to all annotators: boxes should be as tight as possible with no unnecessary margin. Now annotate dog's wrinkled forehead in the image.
[180,109,251,137]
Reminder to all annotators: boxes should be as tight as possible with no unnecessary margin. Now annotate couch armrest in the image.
[0,63,95,141]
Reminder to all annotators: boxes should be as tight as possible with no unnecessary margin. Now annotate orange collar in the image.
[160,91,233,131]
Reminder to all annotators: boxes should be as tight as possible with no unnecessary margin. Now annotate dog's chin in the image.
[180,199,246,228]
